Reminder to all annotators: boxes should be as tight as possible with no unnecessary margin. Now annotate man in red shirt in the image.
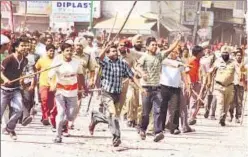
[186,46,204,125]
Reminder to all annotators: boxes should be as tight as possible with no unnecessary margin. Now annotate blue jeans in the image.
[1,88,23,131]
[140,86,163,134]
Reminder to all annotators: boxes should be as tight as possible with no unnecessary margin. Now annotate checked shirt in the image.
[97,56,134,94]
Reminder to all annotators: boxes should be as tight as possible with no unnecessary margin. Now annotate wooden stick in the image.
[241,92,247,125]
[104,1,137,49]
[6,64,62,84]
[107,12,118,42]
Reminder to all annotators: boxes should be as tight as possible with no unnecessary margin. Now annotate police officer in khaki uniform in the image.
[69,37,98,129]
[208,47,238,126]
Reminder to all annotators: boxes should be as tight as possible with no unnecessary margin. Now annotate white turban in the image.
[1,34,10,45]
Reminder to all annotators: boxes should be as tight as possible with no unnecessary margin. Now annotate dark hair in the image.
[146,37,156,46]
[32,31,40,38]
[106,45,117,53]
[61,43,72,51]
[86,35,93,41]
[192,45,203,57]
[12,37,29,50]
[45,36,53,42]
[46,44,55,51]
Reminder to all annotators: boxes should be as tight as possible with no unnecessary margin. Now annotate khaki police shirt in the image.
[212,59,236,86]
[73,52,97,75]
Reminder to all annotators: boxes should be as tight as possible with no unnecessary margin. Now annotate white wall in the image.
[102,1,152,18]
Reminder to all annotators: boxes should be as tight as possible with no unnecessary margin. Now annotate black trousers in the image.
[160,85,181,131]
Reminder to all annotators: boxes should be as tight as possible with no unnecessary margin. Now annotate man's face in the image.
[31,40,37,51]
[204,48,211,55]
[63,47,73,60]
[46,38,53,45]
[236,53,242,62]
[54,41,60,49]
[75,44,83,53]
[147,41,157,54]
[47,48,55,59]
[134,40,142,50]
[1,43,9,53]
[87,38,92,45]
[107,47,118,60]
[16,42,27,55]
[170,51,178,60]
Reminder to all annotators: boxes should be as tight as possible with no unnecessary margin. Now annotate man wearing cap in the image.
[208,47,238,126]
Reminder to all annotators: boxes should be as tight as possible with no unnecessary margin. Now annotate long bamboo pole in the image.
[2,64,62,85]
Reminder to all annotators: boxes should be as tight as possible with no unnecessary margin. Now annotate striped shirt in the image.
[97,56,134,94]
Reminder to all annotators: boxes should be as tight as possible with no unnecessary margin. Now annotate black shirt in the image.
[1,54,28,88]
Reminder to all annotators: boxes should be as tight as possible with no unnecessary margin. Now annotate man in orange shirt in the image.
[186,45,204,125]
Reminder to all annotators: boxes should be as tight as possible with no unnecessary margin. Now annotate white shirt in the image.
[35,43,46,57]
[49,56,83,97]
[160,58,184,88]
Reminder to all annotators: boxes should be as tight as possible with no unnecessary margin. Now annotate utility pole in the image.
[157,1,161,38]
[192,1,202,45]
[246,0,248,46]
[89,0,94,31]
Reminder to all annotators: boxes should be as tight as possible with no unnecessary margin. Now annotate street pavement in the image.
[1,95,248,157]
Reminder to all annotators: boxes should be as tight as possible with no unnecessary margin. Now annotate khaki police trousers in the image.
[126,83,139,122]
[214,83,234,121]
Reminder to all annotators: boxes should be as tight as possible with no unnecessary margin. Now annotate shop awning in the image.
[94,17,156,35]
[160,17,192,34]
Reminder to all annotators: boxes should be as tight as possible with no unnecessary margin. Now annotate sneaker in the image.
[42,119,50,126]
[53,136,62,143]
[9,130,17,140]
[182,128,195,133]
[204,110,209,119]
[22,116,33,126]
[171,129,181,135]
[146,132,154,136]
[235,118,240,123]
[69,124,75,130]
[2,128,9,135]
[219,120,226,126]
[153,132,164,142]
[189,119,197,125]
[51,127,56,132]
[140,131,146,140]
[112,137,121,147]
[127,121,132,127]
[63,132,70,137]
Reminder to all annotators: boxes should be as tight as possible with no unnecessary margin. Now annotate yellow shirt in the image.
[35,56,53,87]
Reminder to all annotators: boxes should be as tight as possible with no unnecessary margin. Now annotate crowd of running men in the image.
[0,27,247,147]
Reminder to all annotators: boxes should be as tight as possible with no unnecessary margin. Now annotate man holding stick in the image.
[89,44,142,147]
[1,37,29,140]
